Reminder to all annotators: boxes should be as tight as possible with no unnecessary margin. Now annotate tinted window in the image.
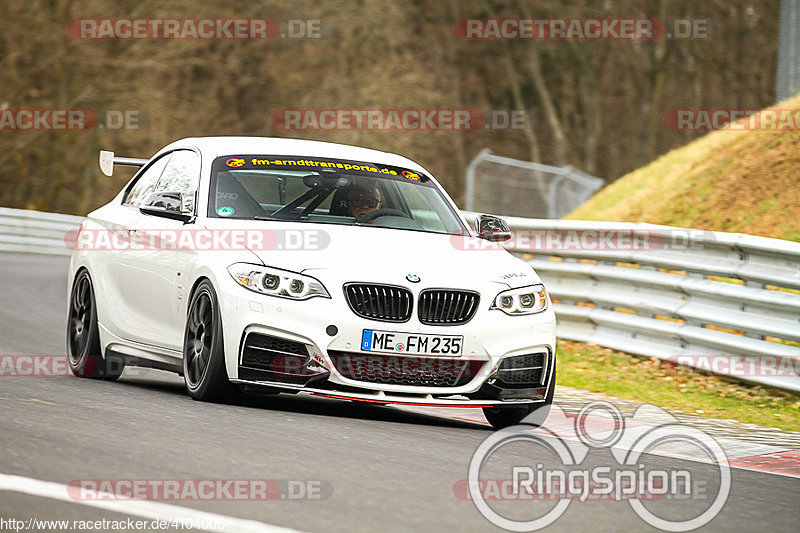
[123,154,171,207]
[153,150,201,213]
[208,155,467,235]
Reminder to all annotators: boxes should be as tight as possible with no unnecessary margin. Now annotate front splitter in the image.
[231,378,545,408]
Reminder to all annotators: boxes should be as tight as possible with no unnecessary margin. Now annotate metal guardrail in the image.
[3,206,800,393]
[464,213,800,394]
[0,207,83,256]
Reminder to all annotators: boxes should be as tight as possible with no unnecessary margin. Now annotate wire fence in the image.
[777,0,800,102]
[464,149,604,219]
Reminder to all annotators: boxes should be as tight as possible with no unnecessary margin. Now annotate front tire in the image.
[183,280,235,402]
[66,270,124,380]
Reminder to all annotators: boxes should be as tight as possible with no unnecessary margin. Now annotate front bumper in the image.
[219,274,557,406]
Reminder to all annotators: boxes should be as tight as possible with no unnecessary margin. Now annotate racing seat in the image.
[329,187,352,216]
[214,171,268,218]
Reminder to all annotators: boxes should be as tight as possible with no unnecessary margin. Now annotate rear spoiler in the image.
[99,150,148,177]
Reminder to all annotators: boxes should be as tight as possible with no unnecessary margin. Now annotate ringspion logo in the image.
[462,401,730,531]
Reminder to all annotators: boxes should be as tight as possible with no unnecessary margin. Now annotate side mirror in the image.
[477,214,512,242]
[140,192,192,222]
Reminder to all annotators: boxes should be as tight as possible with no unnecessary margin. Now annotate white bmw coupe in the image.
[67,137,556,428]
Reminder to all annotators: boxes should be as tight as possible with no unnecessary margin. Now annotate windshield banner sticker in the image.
[214,155,432,182]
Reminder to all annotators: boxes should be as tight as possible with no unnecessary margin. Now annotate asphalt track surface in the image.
[0,253,797,532]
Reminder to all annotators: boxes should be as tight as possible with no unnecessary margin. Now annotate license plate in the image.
[360,329,463,356]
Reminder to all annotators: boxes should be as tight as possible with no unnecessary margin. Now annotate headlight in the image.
[490,284,548,315]
[227,263,330,300]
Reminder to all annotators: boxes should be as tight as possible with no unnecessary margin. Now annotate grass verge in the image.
[556,340,800,432]
[566,94,800,241]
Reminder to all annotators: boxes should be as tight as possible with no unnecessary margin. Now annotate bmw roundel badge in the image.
[406,274,420,283]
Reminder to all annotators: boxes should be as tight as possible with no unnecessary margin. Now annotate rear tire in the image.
[183,280,235,402]
[482,358,556,430]
[66,270,124,380]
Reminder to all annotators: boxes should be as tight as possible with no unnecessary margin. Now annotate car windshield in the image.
[208,155,468,235]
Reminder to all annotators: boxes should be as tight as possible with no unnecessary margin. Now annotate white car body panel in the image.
[68,136,556,409]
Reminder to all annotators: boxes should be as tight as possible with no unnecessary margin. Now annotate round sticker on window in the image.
[217,207,234,217]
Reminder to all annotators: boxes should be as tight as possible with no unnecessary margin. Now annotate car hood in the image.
[202,219,542,290]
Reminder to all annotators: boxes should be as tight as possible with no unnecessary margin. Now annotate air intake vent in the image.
[497,353,546,387]
[328,350,482,388]
[241,333,308,371]
[418,289,479,326]
[344,283,413,322]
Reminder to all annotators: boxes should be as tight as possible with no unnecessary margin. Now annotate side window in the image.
[123,154,171,207]
[153,150,201,213]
